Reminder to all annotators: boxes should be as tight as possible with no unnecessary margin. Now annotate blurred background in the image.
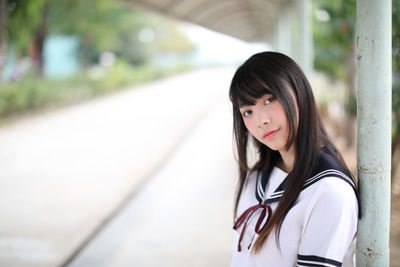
[0,0,398,266]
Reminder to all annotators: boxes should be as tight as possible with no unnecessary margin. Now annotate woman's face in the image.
[239,94,292,153]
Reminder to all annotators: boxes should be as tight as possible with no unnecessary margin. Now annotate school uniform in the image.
[231,151,359,267]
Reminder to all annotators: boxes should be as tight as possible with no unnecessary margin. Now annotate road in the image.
[0,67,237,267]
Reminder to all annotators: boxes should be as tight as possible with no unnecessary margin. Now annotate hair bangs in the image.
[230,67,273,108]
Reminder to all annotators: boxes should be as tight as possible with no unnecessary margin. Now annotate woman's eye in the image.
[265,97,275,104]
[242,110,252,117]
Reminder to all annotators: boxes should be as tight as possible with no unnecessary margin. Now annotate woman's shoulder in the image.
[306,151,356,189]
[305,176,356,203]
[312,150,352,179]
[300,150,359,207]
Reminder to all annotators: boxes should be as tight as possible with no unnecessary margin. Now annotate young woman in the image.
[229,52,360,267]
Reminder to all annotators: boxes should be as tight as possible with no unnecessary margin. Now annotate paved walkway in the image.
[67,96,236,267]
[0,67,236,267]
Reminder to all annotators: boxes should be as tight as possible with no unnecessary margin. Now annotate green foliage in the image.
[2,0,197,123]
[47,0,155,65]
[0,63,193,120]
[314,0,400,151]
[393,0,400,141]
[313,0,356,81]
[153,19,197,54]
[313,0,400,151]
[6,0,196,66]
[394,0,400,74]
[6,0,48,57]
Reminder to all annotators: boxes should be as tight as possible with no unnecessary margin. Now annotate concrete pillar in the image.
[275,8,292,57]
[289,4,300,65]
[298,0,313,78]
[356,0,392,266]
[273,1,312,78]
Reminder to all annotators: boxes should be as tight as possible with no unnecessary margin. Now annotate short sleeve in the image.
[297,178,358,267]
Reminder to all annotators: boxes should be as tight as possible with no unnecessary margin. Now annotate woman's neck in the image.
[277,145,295,173]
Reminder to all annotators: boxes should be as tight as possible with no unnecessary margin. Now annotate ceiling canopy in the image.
[122,0,288,43]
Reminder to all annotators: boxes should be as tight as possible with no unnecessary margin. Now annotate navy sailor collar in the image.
[255,151,360,217]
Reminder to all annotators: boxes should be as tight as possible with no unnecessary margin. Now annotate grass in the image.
[0,62,193,124]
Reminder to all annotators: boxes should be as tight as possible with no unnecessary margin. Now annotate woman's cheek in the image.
[243,120,255,136]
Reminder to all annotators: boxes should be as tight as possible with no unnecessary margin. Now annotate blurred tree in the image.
[313,1,356,82]
[5,0,196,75]
[314,0,400,180]
[48,0,156,66]
[313,0,357,147]
[6,0,49,75]
[153,19,196,54]
[392,0,400,180]
[0,0,6,84]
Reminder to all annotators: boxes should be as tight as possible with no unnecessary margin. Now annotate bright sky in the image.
[181,22,271,65]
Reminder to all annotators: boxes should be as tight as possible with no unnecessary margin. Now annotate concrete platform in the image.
[0,67,236,267]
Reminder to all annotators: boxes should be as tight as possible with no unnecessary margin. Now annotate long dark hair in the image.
[229,51,355,252]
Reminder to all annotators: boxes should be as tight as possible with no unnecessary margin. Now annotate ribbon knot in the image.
[233,203,272,252]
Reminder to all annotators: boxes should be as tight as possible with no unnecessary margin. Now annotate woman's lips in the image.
[263,129,279,139]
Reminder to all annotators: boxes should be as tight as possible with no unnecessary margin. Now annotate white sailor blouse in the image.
[231,151,360,267]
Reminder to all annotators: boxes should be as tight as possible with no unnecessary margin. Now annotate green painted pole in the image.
[356,0,392,266]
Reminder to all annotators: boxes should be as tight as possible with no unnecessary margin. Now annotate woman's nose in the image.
[255,110,270,128]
